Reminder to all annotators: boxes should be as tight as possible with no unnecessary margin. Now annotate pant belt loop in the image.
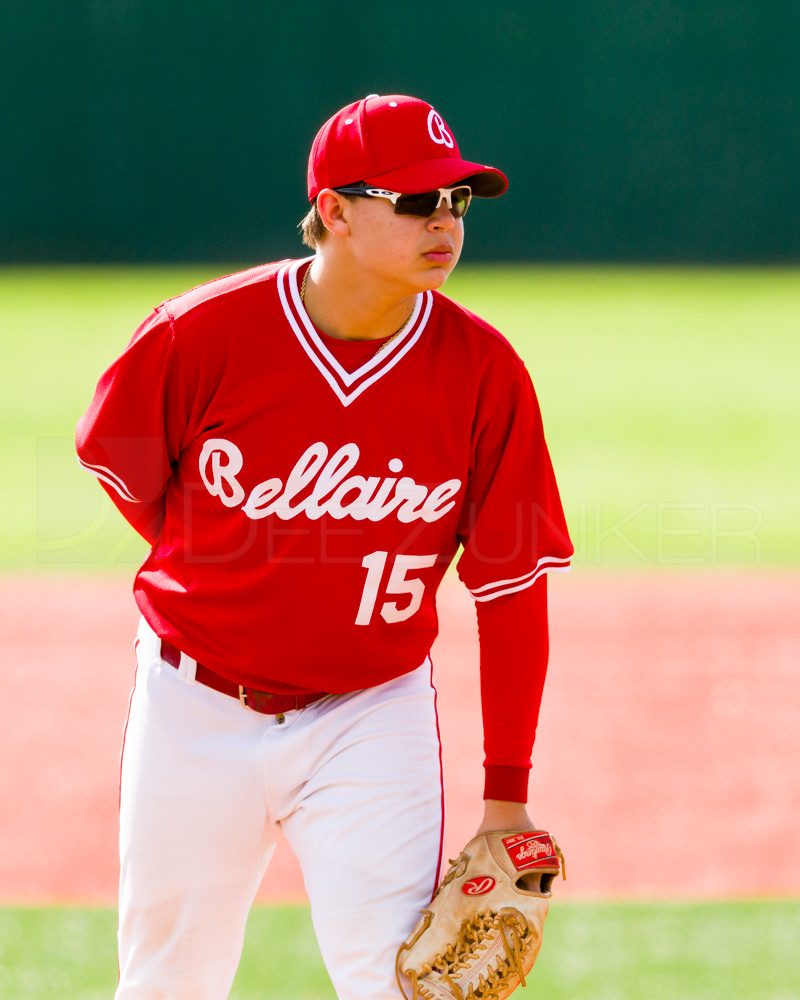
[177,650,198,686]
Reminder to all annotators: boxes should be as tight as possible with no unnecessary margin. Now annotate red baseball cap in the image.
[307,94,508,201]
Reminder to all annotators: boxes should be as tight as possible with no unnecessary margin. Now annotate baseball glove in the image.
[396,829,565,1000]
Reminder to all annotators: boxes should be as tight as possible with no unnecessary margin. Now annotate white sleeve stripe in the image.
[469,555,572,596]
[471,562,571,602]
[77,457,142,503]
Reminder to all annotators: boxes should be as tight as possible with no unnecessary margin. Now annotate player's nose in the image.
[427,204,457,231]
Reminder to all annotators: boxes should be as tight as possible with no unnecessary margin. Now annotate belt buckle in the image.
[239,686,304,718]
[239,685,276,712]
[239,685,290,714]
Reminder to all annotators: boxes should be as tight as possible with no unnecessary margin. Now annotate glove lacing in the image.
[407,910,531,1000]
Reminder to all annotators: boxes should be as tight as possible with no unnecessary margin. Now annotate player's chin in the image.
[419,260,456,288]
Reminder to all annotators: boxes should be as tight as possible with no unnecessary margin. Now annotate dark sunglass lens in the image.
[451,188,471,218]
[394,192,440,217]
[394,188,472,218]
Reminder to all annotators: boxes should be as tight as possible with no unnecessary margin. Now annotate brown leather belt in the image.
[160,639,328,715]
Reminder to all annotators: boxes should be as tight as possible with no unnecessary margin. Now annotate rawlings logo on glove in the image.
[396,829,565,1000]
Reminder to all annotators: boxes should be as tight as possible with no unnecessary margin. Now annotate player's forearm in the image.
[477,577,550,803]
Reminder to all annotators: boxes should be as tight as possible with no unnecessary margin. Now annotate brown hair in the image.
[299,202,326,249]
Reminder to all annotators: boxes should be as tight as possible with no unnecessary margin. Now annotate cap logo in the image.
[427,110,454,148]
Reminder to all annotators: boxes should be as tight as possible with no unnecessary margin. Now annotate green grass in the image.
[1,264,798,570]
[447,266,800,571]
[1,900,798,999]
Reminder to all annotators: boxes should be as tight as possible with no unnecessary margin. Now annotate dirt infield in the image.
[1,570,797,903]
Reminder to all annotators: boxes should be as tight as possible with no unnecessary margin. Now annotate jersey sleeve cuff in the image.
[468,555,571,603]
[483,765,530,803]
[76,456,143,502]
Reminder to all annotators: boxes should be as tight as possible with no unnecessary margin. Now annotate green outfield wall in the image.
[2,1,798,263]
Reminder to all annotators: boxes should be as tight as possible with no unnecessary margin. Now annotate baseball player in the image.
[76,94,572,1000]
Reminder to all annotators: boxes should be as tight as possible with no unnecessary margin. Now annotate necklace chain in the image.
[300,264,410,353]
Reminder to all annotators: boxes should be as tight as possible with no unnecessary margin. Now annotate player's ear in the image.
[316,189,352,237]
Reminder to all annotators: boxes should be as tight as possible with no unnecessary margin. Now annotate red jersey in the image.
[77,257,572,700]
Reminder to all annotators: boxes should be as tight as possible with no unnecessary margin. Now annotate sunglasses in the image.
[333,185,472,219]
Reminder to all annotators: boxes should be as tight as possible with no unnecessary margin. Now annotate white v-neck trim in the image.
[277,258,433,407]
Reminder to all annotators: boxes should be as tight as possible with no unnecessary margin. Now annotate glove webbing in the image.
[401,909,532,1000]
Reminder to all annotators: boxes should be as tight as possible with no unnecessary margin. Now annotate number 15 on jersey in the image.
[355,551,437,626]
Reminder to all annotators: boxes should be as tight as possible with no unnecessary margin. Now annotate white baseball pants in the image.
[115,618,445,1000]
